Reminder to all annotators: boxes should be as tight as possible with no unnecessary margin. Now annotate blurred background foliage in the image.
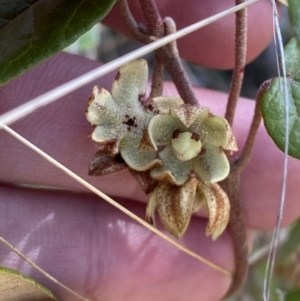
[64,5,300,301]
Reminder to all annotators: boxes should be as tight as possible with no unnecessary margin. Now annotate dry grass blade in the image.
[263,1,290,300]
[0,0,259,129]
[0,237,92,301]
[1,123,231,277]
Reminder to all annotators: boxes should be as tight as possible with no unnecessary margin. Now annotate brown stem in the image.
[162,17,179,57]
[225,0,248,126]
[139,0,164,37]
[158,48,198,105]
[150,53,164,98]
[234,80,271,173]
[222,4,248,296]
[158,17,198,105]
[221,170,248,299]
[222,81,271,299]
[118,0,198,105]
[118,0,153,43]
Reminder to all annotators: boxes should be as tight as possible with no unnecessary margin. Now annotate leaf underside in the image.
[261,38,300,159]
[0,0,117,85]
[0,266,58,301]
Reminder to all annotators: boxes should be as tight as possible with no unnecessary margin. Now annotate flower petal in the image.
[152,96,184,114]
[171,104,204,127]
[197,181,230,240]
[156,177,198,238]
[91,124,124,144]
[147,115,183,149]
[120,138,161,171]
[193,145,230,183]
[86,86,119,126]
[111,59,148,109]
[150,146,192,185]
[195,114,238,151]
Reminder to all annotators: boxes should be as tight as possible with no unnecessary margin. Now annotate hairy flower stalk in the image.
[86,60,237,240]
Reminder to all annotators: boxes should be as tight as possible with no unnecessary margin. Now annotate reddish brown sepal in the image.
[128,169,158,194]
[89,149,126,176]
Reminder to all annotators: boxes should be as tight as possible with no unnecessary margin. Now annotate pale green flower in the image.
[140,97,237,185]
[86,59,237,240]
[142,97,237,239]
[86,59,161,172]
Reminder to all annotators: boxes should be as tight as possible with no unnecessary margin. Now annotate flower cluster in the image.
[86,59,237,240]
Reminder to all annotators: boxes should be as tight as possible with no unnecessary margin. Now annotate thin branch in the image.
[162,17,179,57]
[159,17,198,105]
[222,171,248,298]
[118,0,153,44]
[149,53,164,98]
[222,2,249,297]
[139,0,164,37]
[233,80,271,173]
[0,236,92,301]
[118,0,198,104]
[225,0,248,126]
[158,48,198,104]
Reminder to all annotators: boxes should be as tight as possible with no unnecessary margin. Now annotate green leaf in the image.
[288,0,300,44]
[0,266,58,300]
[0,0,116,86]
[285,38,300,82]
[279,217,300,262]
[285,289,300,301]
[261,38,300,159]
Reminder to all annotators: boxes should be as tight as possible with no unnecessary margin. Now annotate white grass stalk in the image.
[263,2,290,300]
[1,123,231,276]
[0,0,259,129]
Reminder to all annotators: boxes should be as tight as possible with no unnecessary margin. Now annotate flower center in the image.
[171,131,202,161]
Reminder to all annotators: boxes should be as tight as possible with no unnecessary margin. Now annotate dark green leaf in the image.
[288,0,300,44]
[0,266,58,300]
[261,38,300,159]
[285,289,300,301]
[0,0,116,85]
